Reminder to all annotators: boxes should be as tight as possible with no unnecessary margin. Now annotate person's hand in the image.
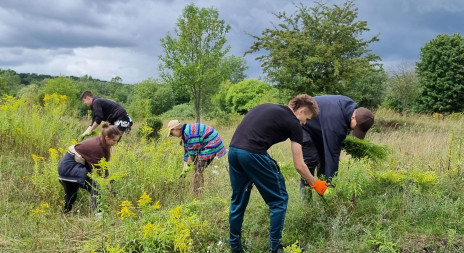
[81,130,90,137]
[310,179,328,196]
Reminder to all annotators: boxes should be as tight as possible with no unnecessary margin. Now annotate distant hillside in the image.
[1,68,119,85]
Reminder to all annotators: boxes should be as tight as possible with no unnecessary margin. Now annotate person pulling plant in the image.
[167,120,227,195]
[58,123,121,214]
[300,95,375,201]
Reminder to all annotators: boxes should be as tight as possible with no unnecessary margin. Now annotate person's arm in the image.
[82,121,99,136]
[291,141,328,195]
[291,141,316,185]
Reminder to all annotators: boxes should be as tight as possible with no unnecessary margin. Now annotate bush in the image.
[138,117,163,140]
[161,103,195,119]
[150,85,175,115]
[226,79,271,114]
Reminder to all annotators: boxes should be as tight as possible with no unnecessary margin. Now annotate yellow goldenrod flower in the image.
[137,192,152,208]
[48,148,58,159]
[151,200,162,210]
[117,200,136,220]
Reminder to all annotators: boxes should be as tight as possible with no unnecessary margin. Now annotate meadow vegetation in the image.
[1,95,464,252]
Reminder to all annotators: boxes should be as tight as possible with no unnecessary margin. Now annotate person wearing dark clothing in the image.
[227,94,328,253]
[58,123,121,213]
[80,90,132,136]
[300,95,374,200]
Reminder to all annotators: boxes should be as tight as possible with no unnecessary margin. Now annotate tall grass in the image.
[1,99,464,252]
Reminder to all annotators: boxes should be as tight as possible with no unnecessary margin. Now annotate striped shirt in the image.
[181,123,227,161]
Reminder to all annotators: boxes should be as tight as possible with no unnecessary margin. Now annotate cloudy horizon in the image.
[1,0,463,84]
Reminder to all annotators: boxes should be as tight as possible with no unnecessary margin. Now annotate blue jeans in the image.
[227,147,288,252]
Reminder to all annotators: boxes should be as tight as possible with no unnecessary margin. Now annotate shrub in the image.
[161,103,195,119]
[138,117,163,140]
[226,79,271,114]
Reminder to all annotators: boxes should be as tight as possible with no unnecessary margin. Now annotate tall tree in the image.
[416,33,464,113]
[246,1,380,96]
[159,3,230,122]
[386,62,420,116]
[218,55,248,84]
[344,67,388,109]
[0,69,22,96]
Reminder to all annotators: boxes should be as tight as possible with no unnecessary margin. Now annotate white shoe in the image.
[95,212,102,220]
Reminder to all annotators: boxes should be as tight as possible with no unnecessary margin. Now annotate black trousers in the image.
[60,178,100,212]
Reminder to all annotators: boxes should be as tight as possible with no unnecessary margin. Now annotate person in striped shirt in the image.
[167,120,227,194]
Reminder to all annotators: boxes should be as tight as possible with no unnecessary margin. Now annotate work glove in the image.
[82,130,91,137]
[310,179,328,196]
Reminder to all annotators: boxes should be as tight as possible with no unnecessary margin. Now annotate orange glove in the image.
[310,179,328,196]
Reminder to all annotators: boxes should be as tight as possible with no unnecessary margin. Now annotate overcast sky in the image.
[0,0,463,84]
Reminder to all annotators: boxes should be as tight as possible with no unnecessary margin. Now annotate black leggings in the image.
[60,178,100,212]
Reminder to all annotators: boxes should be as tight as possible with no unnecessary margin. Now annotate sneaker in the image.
[95,212,102,220]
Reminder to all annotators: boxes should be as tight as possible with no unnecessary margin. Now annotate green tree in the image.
[0,69,22,96]
[17,83,40,102]
[38,76,79,107]
[218,55,248,84]
[383,63,420,116]
[160,3,231,122]
[212,80,234,113]
[344,67,388,109]
[127,79,160,119]
[226,79,272,113]
[416,33,464,113]
[150,85,175,115]
[246,1,380,95]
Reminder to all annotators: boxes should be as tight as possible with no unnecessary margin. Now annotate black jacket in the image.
[91,96,127,126]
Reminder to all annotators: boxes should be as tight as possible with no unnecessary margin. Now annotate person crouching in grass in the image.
[58,123,121,215]
[167,120,227,195]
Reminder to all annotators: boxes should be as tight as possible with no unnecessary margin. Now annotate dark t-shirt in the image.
[230,103,303,154]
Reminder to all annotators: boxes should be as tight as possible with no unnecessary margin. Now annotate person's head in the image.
[350,107,374,139]
[288,94,319,124]
[167,120,183,137]
[80,90,94,106]
[100,123,121,160]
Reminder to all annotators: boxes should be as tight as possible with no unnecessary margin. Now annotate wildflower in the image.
[151,200,161,210]
[137,192,152,208]
[143,222,157,238]
[48,148,58,159]
[29,203,50,216]
[170,205,182,220]
[117,200,137,220]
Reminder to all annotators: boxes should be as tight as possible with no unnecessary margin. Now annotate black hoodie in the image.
[90,96,127,126]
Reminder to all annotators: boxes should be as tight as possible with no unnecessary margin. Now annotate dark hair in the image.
[79,90,94,100]
[288,94,319,116]
[100,123,121,161]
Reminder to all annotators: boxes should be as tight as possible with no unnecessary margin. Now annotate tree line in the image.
[1,1,464,121]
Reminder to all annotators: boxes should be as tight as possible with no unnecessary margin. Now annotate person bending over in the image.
[80,90,132,137]
[167,120,227,195]
[227,94,328,253]
[58,123,121,214]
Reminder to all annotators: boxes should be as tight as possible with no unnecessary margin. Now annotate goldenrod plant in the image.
[2,95,464,252]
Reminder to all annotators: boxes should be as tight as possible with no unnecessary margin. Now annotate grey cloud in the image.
[0,0,463,83]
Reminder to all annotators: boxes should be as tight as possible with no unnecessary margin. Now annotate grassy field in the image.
[1,96,464,252]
